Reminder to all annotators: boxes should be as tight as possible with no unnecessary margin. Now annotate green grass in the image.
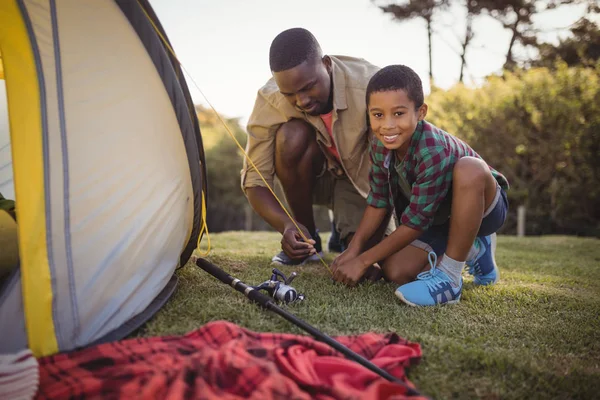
[136,232,600,399]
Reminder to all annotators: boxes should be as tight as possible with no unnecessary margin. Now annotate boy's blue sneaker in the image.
[395,252,462,307]
[272,230,323,266]
[466,233,499,286]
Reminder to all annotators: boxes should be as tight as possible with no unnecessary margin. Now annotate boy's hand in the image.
[331,246,359,271]
[281,223,316,261]
[332,251,370,287]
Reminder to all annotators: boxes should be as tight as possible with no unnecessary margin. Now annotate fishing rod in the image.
[195,257,423,397]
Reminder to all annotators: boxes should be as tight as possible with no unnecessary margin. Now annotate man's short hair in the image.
[366,65,424,108]
[269,28,322,72]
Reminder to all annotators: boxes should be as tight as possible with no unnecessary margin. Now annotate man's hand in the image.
[332,246,370,287]
[281,224,316,261]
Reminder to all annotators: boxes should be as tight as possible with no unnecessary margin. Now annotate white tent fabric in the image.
[0,0,206,357]
[0,80,13,200]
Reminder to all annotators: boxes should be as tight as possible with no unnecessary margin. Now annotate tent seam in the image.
[50,0,80,344]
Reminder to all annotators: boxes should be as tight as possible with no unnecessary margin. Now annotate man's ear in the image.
[322,55,332,74]
[418,103,428,121]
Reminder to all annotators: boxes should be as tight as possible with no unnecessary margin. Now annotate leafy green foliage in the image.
[534,17,600,69]
[197,106,331,233]
[427,63,600,235]
[197,106,268,232]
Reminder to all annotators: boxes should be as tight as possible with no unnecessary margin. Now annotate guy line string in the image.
[140,4,333,275]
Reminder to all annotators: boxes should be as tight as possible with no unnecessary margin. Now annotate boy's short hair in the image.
[366,65,424,108]
[269,28,322,72]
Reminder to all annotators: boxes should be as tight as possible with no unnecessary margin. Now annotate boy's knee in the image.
[382,262,419,285]
[275,119,318,168]
[453,157,489,190]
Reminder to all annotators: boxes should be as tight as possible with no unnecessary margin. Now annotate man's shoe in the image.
[328,220,344,253]
[395,252,462,306]
[466,233,499,286]
[272,230,323,266]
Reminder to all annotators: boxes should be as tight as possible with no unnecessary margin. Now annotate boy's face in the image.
[273,56,333,116]
[368,89,427,154]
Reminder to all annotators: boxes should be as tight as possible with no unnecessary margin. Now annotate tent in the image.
[0,0,207,357]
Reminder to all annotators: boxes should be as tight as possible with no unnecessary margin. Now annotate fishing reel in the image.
[253,268,305,304]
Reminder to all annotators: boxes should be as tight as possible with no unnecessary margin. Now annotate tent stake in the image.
[195,257,423,397]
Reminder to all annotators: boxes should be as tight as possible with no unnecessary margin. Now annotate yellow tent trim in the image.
[0,0,58,356]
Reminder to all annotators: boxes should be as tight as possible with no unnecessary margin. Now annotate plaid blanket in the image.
[36,321,424,399]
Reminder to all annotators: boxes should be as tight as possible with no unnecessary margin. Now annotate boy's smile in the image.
[368,89,427,157]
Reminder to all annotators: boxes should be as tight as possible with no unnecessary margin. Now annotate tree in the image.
[533,17,600,68]
[458,0,486,82]
[426,63,600,236]
[479,0,595,70]
[195,106,265,232]
[374,0,449,84]
[195,106,332,233]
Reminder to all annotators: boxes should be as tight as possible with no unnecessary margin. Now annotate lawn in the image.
[136,232,600,399]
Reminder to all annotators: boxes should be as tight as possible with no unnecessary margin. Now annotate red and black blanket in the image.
[36,321,424,399]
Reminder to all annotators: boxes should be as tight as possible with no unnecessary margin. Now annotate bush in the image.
[426,61,600,236]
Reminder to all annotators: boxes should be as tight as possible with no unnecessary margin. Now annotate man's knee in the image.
[275,119,319,168]
[453,157,490,191]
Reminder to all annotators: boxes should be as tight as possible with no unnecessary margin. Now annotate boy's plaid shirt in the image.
[366,120,509,231]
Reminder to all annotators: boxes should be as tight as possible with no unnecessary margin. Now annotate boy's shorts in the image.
[410,183,509,257]
[313,169,396,241]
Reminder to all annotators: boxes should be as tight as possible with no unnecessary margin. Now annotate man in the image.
[241,27,394,267]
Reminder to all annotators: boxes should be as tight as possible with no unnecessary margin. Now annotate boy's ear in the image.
[418,103,428,121]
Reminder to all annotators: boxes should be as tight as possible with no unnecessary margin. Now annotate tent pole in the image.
[195,257,423,397]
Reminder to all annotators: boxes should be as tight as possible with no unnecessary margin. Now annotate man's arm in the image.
[246,187,315,259]
[242,90,315,259]
[246,186,293,234]
[242,88,291,234]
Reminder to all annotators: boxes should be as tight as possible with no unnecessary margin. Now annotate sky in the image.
[148,0,592,126]
[0,1,592,199]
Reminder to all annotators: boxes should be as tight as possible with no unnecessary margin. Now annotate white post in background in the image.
[517,205,526,237]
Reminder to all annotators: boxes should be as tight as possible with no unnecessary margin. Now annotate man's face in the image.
[273,56,332,116]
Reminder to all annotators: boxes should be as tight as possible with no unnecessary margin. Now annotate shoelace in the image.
[469,261,482,276]
[461,237,482,275]
[415,252,449,291]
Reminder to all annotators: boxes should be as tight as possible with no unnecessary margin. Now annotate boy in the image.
[331,65,509,307]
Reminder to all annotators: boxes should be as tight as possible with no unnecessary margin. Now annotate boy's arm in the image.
[360,146,453,265]
[357,225,422,267]
[333,144,452,285]
[333,224,422,287]
[345,205,388,252]
[349,137,392,251]
[360,147,453,266]
[332,138,393,281]
[331,205,388,273]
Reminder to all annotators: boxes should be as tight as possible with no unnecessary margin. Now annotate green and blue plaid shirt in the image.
[366,120,509,231]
